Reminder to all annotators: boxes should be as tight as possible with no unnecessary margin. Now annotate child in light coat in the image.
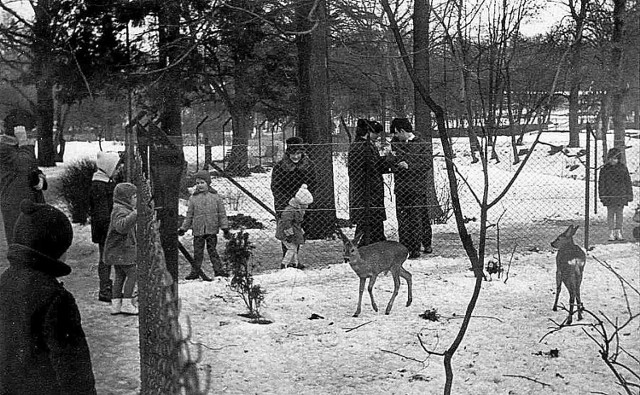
[275,184,313,269]
[104,182,138,315]
[179,170,231,280]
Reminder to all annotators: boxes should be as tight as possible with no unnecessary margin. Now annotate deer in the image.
[550,224,586,325]
[336,228,412,317]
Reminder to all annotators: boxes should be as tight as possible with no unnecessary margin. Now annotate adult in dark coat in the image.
[0,119,47,245]
[89,151,122,302]
[598,147,634,240]
[0,200,97,395]
[271,136,316,257]
[390,118,432,258]
[348,119,401,246]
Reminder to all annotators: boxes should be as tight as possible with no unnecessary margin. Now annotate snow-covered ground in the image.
[5,130,638,394]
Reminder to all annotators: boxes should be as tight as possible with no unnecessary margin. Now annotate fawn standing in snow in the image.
[551,225,586,325]
[337,228,412,317]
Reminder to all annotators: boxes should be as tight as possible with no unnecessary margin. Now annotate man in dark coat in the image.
[0,200,97,395]
[348,119,404,246]
[389,118,433,258]
[271,136,317,257]
[0,116,47,245]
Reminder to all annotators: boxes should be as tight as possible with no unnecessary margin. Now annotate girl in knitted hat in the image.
[598,147,634,241]
[275,184,313,269]
[104,182,139,315]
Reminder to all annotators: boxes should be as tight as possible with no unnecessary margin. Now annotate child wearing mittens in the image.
[275,184,314,270]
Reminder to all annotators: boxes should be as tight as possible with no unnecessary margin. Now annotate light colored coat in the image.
[104,201,137,266]
[181,190,229,236]
[275,198,307,245]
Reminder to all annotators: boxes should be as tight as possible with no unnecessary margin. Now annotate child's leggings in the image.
[113,264,137,298]
[281,241,300,267]
[607,205,624,230]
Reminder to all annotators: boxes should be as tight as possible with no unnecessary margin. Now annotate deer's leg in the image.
[368,274,379,312]
[566,287,575,325]
[399,267,412,307]
[576,268,584,321]
[385,271,400,315]
[353,277,366,317]
[552,270,562,311]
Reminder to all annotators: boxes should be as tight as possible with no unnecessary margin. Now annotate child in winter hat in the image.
[0,200,98,394]
[598,147,634,241]
[275,184,313,269]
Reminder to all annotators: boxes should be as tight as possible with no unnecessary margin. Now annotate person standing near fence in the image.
[0,116,47,245]
[275,184,313,269]
[348,119,406,247]
[178,170,231,280]
[104,182,139,315]
[598,147,633,241]
[270,136,316,258]
[389,118,432,258]
[89,151,122,303]
[0,200,97,394]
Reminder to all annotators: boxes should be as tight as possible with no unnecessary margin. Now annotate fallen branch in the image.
[343,321,373,333]
[503,374,551,388]
[380,349,425,364]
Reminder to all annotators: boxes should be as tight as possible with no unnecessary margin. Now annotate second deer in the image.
[550,224,586,325]
[337,229,412,317]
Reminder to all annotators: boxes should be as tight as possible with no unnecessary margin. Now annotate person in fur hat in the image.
[104,182,139,315]
[275,184,313,269]
[179,170,231,280]
[598,147,634,241]
[89,151,123,302]
[0,200,97,395]
[0,117,47,245]
[270,136,317,258]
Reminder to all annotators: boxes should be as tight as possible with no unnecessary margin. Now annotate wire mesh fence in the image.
[175,132,638,272]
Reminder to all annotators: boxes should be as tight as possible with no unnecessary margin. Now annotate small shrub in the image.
[59,158,96,224]
[224,230,268,322]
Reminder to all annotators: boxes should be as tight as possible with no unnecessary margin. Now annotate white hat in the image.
[295,184,313,205]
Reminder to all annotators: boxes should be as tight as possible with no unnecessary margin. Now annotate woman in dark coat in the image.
[598,147,634,241]
[348,119,393,246]
[0,200,96,395]
[0,121,46,245]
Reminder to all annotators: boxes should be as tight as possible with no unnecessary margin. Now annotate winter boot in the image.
[110,298,122,315]
[120,298,139,315]
[185,271,199,280]
[98,281,112,303]
[608,230,617,241]
[615,229,625,241]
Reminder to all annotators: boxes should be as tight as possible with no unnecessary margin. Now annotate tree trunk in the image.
[414,0,444,221]
[568,81,581,147]
[610,0,627,161]
[33,1,56,167]
[296,0,336,239]
[226,109,251,176]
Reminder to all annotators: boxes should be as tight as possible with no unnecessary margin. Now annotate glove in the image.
[223,229,232,240]
[177,228,186,236]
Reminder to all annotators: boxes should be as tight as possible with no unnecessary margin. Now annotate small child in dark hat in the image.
[179,170,231,280]
[598,147,634,241]
[104,182,139,315]
[275,184,314,269]
[0,200,97,394]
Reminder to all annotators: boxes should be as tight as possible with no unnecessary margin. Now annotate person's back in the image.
[0,200,96,395]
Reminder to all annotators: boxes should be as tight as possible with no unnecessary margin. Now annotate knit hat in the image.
[286,136,305,154]
[390,118,413,134]
[194,170,212,185]
[96,151,121,178]
[12,200,73,275]
[113,182,137,205]
[294,184,314,205]
[607,147,622,160]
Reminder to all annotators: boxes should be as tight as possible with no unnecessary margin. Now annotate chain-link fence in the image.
[176,132,639,272]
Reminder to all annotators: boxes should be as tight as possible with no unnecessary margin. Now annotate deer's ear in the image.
[570,225,579,236]
[563,225,574,236]
[353,232,364,246]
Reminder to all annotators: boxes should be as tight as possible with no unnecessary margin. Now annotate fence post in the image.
[584,122,592,250]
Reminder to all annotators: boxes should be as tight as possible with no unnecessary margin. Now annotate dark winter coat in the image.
[0,135,46,244]
[0,245,97,395]
[275,198,307,245]
[390,136,432,196]
[89,153,121,244]
[180,188,229,236]
[598,162,633,207]
[104,200,137,266]
[348,136,391,224]
[270,153,316,216]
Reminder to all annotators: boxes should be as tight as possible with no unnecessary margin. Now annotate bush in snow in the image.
[58,158,96,224]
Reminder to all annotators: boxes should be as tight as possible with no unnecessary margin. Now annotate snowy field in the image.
[6,130,638,394]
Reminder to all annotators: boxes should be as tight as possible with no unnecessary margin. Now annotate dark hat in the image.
[194,170,212,184]
[607,147,622,160]
[390,118,413,134]
[113,182,137,205]
[286,136,305,154]
[356,119,372,137]
[12,200,73,275]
